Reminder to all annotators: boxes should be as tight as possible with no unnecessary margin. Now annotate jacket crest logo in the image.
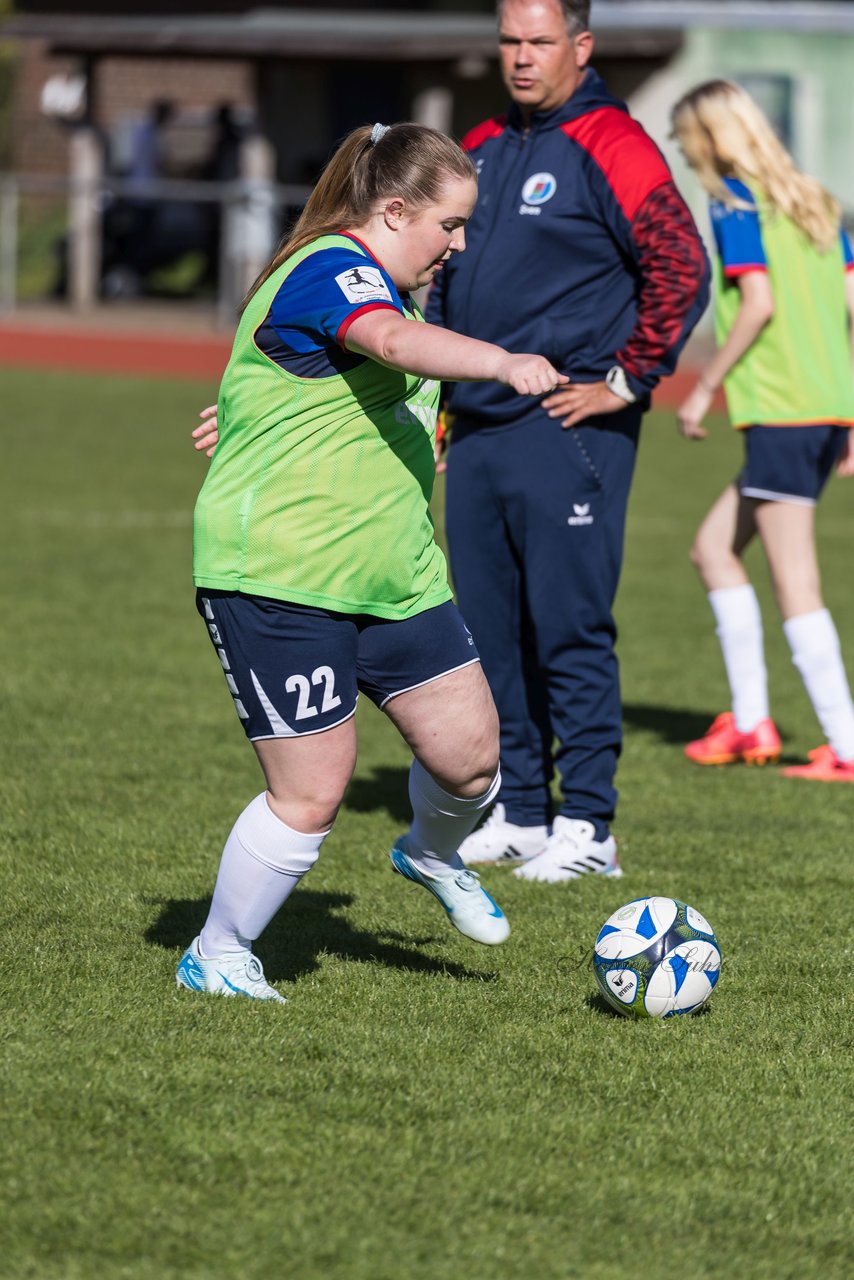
[521,172,557,206]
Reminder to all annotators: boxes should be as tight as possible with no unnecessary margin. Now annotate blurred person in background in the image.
[126,98,175,192]
[197,103,246,289]
[672,79,854,782]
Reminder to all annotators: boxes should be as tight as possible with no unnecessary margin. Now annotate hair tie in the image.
[370,123,390,145]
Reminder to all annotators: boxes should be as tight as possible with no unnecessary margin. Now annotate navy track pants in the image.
[445,410,641,837]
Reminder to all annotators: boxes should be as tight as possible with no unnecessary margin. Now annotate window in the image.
[734,73,795,148]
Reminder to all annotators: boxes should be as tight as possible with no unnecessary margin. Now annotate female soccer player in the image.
[177,122,567,1002]
[670,81,854,781]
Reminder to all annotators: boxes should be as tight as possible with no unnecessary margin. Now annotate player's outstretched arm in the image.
[677,271,774,441]
[192,405,219,457]
[344,310,568,396]
[190,312,568,462]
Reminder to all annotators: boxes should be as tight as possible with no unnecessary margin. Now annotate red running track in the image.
[0,317,716,408]
[0,321,232,383]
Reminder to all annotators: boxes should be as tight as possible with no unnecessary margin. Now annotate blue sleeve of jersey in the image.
[841,227,854,268]
[709,177,767,277]
[268,246,403,352]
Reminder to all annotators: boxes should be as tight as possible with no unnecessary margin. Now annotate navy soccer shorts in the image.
[197,591,479,740]
[738,424,847,505]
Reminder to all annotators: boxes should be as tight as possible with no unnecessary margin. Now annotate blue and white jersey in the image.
[255,233,413,378]
[711,176,854,277]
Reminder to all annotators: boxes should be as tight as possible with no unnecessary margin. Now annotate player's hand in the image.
[836,427,854,477]
[498,355,569,397]
[192,405,219,457]
[676,383,713,440]
[542,380,625,429]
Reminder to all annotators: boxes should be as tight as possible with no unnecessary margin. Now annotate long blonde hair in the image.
[243,122,476,309]
[671,79,840,251]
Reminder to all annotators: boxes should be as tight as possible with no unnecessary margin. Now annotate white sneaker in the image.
[176,937,287,1003]
[458,803,549,866]
[390,841,510,945]
[513,817,622,884]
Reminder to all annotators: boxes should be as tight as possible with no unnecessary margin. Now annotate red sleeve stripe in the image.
[336,302,400,347]
[560,109,671,221]
[461,115,507,152]
[723,264,767,279]
[846,260,854,272]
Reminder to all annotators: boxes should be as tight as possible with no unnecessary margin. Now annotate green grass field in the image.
[2,366,853,1280]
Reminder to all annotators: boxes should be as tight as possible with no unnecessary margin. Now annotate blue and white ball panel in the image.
[685,904,715,936]
[644,940,722,1018]
[594,896,678,960]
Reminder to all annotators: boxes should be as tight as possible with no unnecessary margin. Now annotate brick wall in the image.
[11,40,254,174]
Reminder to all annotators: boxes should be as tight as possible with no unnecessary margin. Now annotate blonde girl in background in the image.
[671,80,854,781]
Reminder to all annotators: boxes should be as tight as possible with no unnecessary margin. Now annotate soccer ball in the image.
[592,897,722,1019]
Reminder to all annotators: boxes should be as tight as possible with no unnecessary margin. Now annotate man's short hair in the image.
[496,0,591,37]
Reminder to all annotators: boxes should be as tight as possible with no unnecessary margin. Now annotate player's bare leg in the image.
[385,661,499,796]
[689,483,756,592]
[753,499,822,619]
[254,719,358,833]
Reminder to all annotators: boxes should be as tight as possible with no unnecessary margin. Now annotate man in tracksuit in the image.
[427,0,710,881]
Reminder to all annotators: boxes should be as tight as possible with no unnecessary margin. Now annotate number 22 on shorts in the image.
[285,666,342,720]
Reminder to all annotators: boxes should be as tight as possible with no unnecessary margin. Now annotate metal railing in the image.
[0,172,312,326]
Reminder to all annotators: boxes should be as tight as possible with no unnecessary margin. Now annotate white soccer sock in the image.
[708,584,769,732]
[783,609,854,762]
[199,792,328,957]
[406,759,501,875]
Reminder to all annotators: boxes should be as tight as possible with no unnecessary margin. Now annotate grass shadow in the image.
[622,702,724,746]
[584,991,715,1020]
[344,765,411,824]
[145,889,497,985]
[623,701,793,755]
[584,992,630,1020]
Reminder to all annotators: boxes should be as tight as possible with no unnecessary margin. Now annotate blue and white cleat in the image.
[390,840,510,945]
[176,937,287,1003]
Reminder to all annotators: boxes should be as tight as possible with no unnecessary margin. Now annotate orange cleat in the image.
[780,744,854,782]
[684,712,782,767]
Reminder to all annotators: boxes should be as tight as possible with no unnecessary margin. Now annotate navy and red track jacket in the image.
[426,69,710,427]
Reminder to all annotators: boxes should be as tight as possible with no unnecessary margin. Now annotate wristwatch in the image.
[605,365,638,404]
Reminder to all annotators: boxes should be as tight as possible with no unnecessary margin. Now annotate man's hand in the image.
[676,383,714,440]
[837,427,854,477]
[192,405,219,457]
[542,380,626,429]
